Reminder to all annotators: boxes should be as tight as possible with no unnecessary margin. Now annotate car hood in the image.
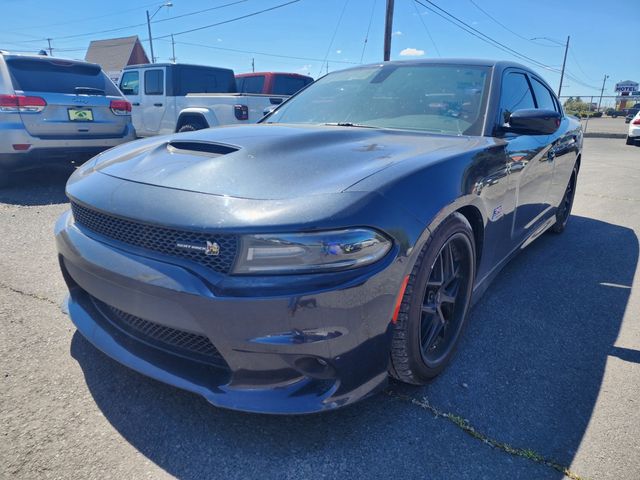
[92,124,488,200]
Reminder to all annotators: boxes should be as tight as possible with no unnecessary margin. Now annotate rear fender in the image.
[176,108,218,131]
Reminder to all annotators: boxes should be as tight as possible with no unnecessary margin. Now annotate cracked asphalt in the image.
[1,138,639,479]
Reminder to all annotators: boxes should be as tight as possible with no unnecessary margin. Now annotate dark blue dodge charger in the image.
[56,59,582,414]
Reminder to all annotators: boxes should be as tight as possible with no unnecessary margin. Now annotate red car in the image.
[235,72,313,96]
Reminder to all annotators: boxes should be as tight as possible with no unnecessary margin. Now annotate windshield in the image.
[266,63,490,136]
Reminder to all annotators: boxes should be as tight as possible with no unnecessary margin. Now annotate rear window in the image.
[237,75,265,94]
[174,67,236,95]
[6,57,120,95]
[272,75,312,95]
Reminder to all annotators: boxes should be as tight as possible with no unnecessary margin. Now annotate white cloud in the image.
[399,47,425,57]
[336,49,342,54]
[217,38,223,42]
[392,30,402,36]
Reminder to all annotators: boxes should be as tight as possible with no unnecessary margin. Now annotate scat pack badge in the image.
[175,240,220,256]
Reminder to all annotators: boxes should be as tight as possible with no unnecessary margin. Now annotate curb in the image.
[583,132,627,139]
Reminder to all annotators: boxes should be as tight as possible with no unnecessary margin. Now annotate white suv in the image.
[0,52,135,185]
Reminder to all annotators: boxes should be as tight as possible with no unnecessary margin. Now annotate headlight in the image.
[233,228,392,274]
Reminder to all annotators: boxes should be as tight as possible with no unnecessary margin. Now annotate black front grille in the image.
[71,202,237,274]
[92,296,228,368]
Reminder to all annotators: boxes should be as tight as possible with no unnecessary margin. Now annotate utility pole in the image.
[146,10,155,63]
[598,74,609,111]
[383,0,394,61]
[252,58,255,73]
[146,3,172,64]
[557,35,570,97]
[170,34,176,63]
[46,38,53,56]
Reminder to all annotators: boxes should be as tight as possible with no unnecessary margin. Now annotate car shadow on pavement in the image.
[70,215,637,479]
[0,167,71,206]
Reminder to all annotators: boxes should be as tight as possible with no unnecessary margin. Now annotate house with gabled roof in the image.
[85,35,149,84]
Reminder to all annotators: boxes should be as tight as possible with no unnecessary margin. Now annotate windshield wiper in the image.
[323,122,378,129]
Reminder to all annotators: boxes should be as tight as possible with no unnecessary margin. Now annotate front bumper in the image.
[55,210,404,413]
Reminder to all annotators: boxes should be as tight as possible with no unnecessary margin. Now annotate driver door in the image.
[499,70,555,243]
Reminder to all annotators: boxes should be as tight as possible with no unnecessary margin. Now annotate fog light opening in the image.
[12,144,31,151]
[294,356,335,379]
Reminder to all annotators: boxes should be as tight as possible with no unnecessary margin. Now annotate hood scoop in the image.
[167,140,239,156]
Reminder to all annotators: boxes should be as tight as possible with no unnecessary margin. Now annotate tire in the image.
[177,120,206,133]
[626,136,634,146]
[0,168,10,188]
[389,212,476,384]
[550,167,577,234]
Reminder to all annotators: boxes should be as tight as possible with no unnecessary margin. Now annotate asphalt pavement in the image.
[1,138,639,479]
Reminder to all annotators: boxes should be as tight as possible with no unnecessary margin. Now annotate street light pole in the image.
[598,74,609,111]
[557,35,570,97]
[146,3,172,64]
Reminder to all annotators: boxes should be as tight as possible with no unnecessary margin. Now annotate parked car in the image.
[625,107,639,123]
[56,59,582,414]
[119,63,290,136]
[626,110,640,145]
[0,52,134,185]
[235,72,313,95]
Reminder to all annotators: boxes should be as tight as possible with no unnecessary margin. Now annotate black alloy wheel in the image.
[390,212,476,384]
[419,233,474,367]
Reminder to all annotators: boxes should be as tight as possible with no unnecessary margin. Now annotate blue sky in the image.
[1,0,637,99]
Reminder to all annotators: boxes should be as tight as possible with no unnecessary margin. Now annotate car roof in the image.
[235,72,312,78]
[124,63,233,72]
[1,52,100,68]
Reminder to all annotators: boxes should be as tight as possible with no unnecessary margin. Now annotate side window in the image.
[119,71,139,95]
[500,72,535,123]
[530,78,557,111]
[144,69,163,95]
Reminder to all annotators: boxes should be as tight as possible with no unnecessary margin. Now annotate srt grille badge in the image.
[175,240,220,256]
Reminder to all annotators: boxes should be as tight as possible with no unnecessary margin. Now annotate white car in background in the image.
[627,110,640,146]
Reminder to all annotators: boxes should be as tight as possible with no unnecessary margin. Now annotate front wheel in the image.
[389,212,476,384]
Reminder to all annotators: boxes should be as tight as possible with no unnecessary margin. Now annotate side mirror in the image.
[505,109,561,135]
[262,104,278,117]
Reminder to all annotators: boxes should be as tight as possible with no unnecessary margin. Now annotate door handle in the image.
[154,103,163,107]
[131,102,140,106]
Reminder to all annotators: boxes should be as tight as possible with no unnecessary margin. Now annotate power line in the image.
[415,0,601,92]
[318,0,350,76]
[154,0,301,40]
[0,1,161,43]
[13,0,251,44]
[411,0,441,57]
[414,0,559,72]
[466,0,560,48]
[360,0,378,63]
[165,39,359,66]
